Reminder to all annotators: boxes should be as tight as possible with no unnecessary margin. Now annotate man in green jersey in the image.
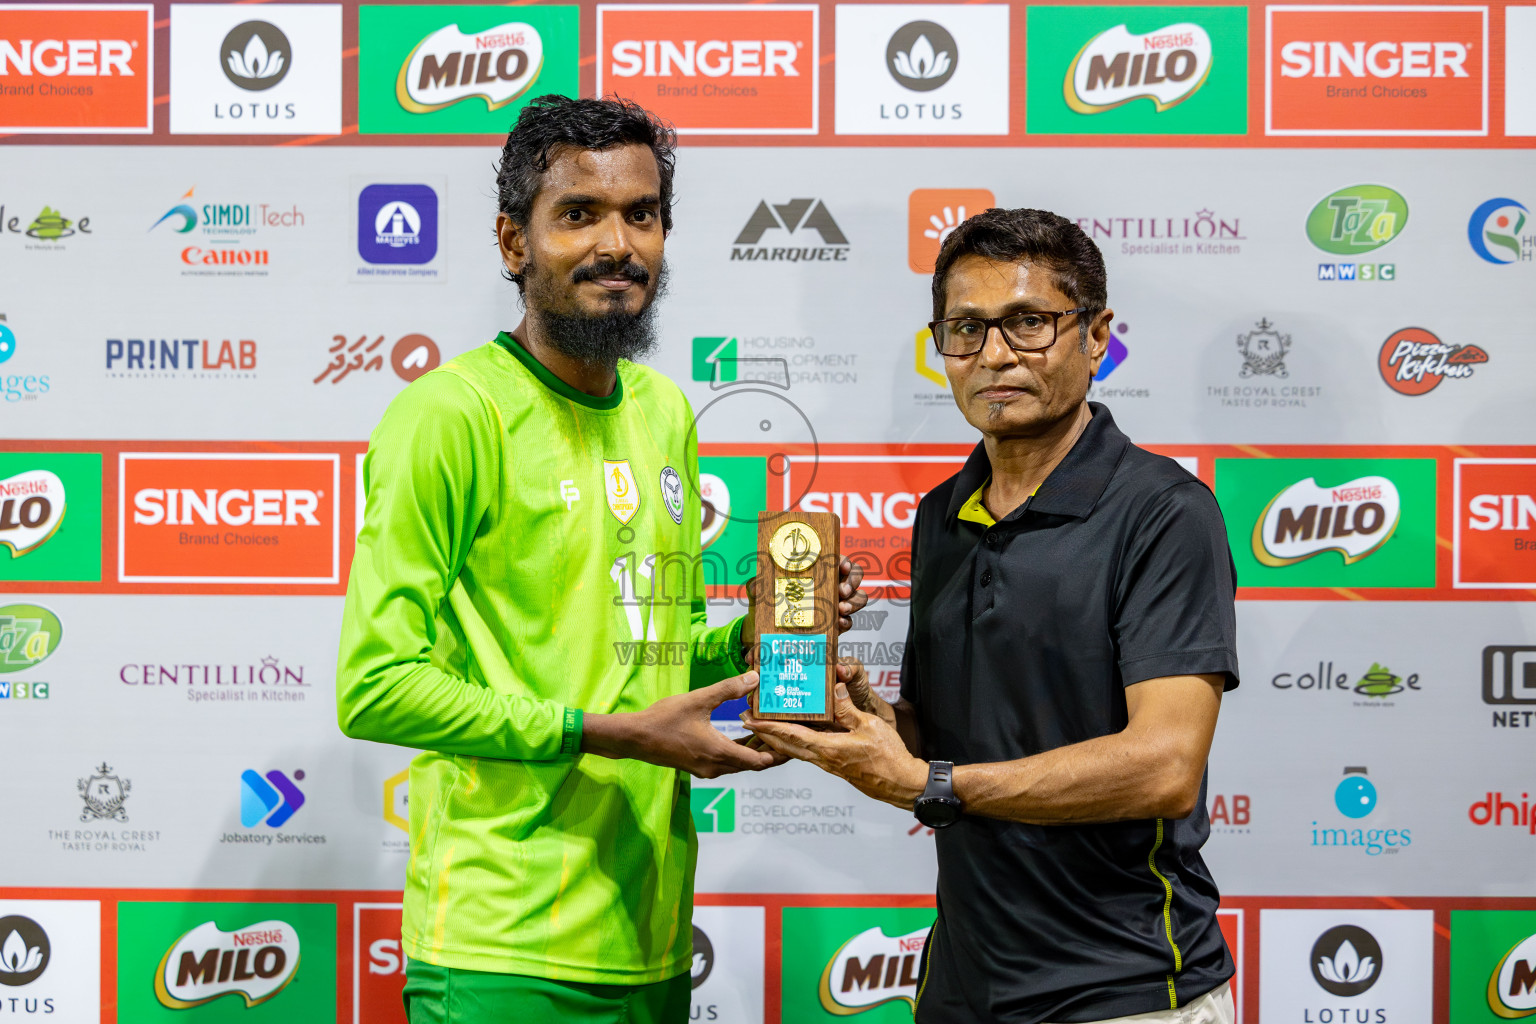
[336,96,865,1023]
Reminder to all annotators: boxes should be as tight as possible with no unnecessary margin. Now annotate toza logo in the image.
[1253,475,1401,567]
[154,919,300,1009]
[1066,22,1212,114]
[886,20,957,91]
[1378,327,1487,396]
[819,925,928,1014]
[1311,925,1383,997]
[221,21,290,91]
[395,21,543,113]
[1306,184,1409,255]
[0,470,65,558]
[0,604,62,674]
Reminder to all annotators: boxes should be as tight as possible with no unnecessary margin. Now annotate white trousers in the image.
[1047,981,1235,1024]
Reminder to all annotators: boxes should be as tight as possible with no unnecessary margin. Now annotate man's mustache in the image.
[571,260,650,286]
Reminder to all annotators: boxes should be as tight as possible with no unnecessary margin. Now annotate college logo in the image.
[357,184,438,266]
[1306,184,1408,255]
[599,5,818,134]
[1455,460,1536,590]
[603,459,640,525]
[1311,925,1383,996]
[0,604,61,674]
[119,453,340,585]
[154,919,300,1009]
[24,206,81,241]
[731,198,849,262]
[1028,6,1246,135]
[1253,475,1400,567]
[222,21,290,90]
[1237,318,1290,378]
[78,762,130,823]
[0,4,153,133]
[1468,198,1532,265]
[1270,659,1421,700]
[358,6,576,134]
[240,769,305,828]
[908,188,993,273]
[836,5,1008,135]
[1378,327,1486,395]
[1267,5,1487,135]
[0,915,49,986]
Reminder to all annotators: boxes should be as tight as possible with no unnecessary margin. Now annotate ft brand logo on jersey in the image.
[598,5,817,134]
[0,5,153,133]
[1267,5,1488,136]
[1455,459,1536,589]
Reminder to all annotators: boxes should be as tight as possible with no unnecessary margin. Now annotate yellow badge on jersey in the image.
[604,459,641,525]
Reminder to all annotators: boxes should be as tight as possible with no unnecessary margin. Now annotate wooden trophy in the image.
[748,510,840,726]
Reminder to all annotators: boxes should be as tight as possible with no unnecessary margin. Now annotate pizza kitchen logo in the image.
[1253,475,1400,567]
[1066,21,1212,114]
[154,919,300,1009]
[1377,327,1487,396]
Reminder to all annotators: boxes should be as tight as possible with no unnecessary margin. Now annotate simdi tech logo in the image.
[598,4,819,134]
[0,452,101,583]
[1455,459,1536,590]
[1026,6,1248,135]
[1215,457,1436,588]
[1266,5,1488,136]
[358,5,577,134]
[0,4,153,133]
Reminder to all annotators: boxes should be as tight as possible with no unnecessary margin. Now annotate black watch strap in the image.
[914,760,962,829]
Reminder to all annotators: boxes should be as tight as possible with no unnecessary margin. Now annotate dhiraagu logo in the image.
[691,787,736,833]
[1306,185,1410,255]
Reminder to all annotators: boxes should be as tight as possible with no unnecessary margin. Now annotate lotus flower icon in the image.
[893,35,950,81]
[220,22,292,91]
[229,33,284,81]
[1317,939,1375,986]
[886,20,959,91]
[0,929,44,975]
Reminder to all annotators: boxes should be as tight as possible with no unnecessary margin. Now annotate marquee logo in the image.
[1468,198,1532,265]
[0,4,153,133]
[1065,22,1213,114]
[0,470,64,558]
[1455,460,1536,589]
[1378,327,1487,396]
[1490,931,1536,1017]
[0,604,61,673]
[1266,5,1487,136]
[396,21,543,113]
[731,198,849,262]
[1253,475,1400,567]
[1306,185,1409,255]
[818,925,928,1013]
[154,919,299,1009]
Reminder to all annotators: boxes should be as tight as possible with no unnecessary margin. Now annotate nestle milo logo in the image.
[1306,185,1409,255]
[1065,22,1213,114]
[0,604,62,673]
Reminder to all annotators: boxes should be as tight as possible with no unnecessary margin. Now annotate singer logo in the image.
[1266,6,1487,135]
[354,904,407,1024]
[154,919,300,1009]
[1253,476,1401,567]
[1066,22,1214,114]
[0,5,153,132]
[597,5,818,134]
[119,453,339,585]
[1454,459,1536,589]
[396,22,543,113]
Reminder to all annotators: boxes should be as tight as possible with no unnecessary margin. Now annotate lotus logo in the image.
[1252,476,1400,567]
[0,916,49,986]
[1305,185,1410,256]
[1310,925,1383,997]
[154,919,300,1009]
[0,470,66,558]
[818,925,928,1013]
[396,22,544,113]
[221,21,291,91]
[886,21,958,91]
[1489,930,1536,1017]
[1066,23,1212,114]
[690,926,713,990]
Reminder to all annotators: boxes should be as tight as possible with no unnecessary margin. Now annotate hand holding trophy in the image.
[747,511,841,727]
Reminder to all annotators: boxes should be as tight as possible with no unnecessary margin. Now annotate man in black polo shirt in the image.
[745,208,1238,1023]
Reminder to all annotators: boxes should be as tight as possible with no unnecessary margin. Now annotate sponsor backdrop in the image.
[1,0,1533,1022]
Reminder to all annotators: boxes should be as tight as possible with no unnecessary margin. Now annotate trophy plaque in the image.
[749,510,840,726]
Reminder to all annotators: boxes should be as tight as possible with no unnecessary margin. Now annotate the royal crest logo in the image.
[604,460,640,525]
[1253,476,1401,567]
[1238,318,1290,378]
[395,22,544,113]
[78,762,131,822]
[660,466,684,525]
[819,925,928,1013]
[1065,22,1213,114]
[1378,327,1488,396]
[154,919,300,1009]
[0,470,65,557]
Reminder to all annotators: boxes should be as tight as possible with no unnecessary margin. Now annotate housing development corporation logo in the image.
[154,919,300,1009]
[0,5,153,133]
[1377,327,1487,396]
[1267,5,1488,135]
[1028,6,1247,134]
[1454,460,1536,589]
[359,6,576,133]
[1468,198,1533,265]
[599,5,818,134]
[731,198,849,262]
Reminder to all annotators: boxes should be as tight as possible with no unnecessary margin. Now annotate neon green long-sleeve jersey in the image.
[336,333,746,984]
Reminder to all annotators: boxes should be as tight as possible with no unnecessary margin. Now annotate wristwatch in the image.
[913,761,962,829]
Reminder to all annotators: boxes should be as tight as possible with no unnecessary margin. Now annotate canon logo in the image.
[133,488,320,527]
[609,39,799,78]
[0,38,134,76]
[1279,40,1469,79]
[799,491,923,530]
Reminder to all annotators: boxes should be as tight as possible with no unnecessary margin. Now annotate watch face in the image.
[916,798,961,829]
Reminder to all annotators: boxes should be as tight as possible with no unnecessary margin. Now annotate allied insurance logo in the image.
[1266,5,1488,136]
[358,5,578,134]
[1027,6,1248,135]
[118,453,340,585]
[598,5,818,134]
[0,4,153,133]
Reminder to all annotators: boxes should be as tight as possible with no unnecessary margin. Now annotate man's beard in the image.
[524,258,668,366]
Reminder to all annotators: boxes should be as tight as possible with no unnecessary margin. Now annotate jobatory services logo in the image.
[835,5,1009,135]
[239,769,305,827]
[105,336,258,379]
[1266,5,1488,136]
[118,452,340,585]
[357,183,439,274]
[1215,457,1436,588]
[599,4,818,134]
[148,186,305,276]
[1378,327,1488,395]
[1454,459,1536,590]
[0,4,153,133]
[168,5,342,135]
[1449,911,1536,1019]
[315,332,439,384]
[1027,5,1247,135]
[0,453,101,583]
[358,5,577,134]
[908,189,994,273]
[1468,198,1533,265]
[1307,183,1406,282]
[0,901,100,1016]
[731,198,849,262]
[780,907,935,1020]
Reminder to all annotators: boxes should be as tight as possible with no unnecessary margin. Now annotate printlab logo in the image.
[105,337,258,379]
[0,915,49,986]
[730,198,849,262]
[1309,184,1406,282]
[908,188,994,273]
[222,21,290,90]
[357,184,439,268]
[1377,327,1487,396]
[78,762,130,822]
[1209,793,1251,833]
[1237,318,1289,378]
[1469,198,1532,265]
[1310,925,1383,997]
[154,919,300,1009]
[315,333,439,384]
[691,787,736,833]
[887,21,957,90]
[240,769,305,828]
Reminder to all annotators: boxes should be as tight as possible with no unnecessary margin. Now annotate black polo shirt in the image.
[902,403,1239,1024]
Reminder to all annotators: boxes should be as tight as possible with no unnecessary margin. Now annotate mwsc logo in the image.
[1305,185,1409,255]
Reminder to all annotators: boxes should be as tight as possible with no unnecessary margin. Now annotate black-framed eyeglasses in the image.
[928,308,1089,357]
